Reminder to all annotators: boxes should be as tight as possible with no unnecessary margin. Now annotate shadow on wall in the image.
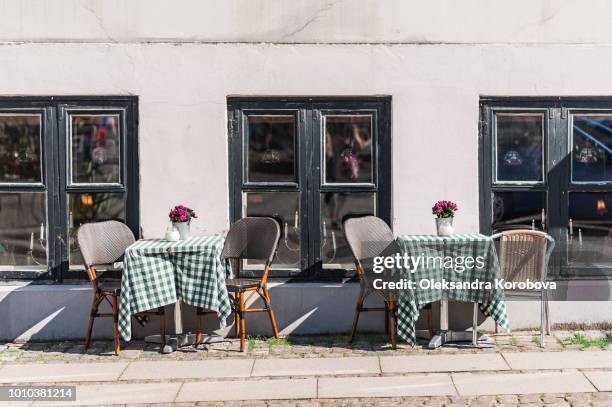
[0,282,164,342]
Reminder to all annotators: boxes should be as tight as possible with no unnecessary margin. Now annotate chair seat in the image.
[98,280,121,296]
[226,278,260,292]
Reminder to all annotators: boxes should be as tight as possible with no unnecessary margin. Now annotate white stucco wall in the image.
[2,43,612,236]
[1,0,612,44]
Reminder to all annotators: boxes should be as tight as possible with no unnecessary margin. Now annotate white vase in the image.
[173,221,191,240]
[436,217,454,236]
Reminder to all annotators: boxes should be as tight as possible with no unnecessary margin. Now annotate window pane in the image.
[244,192,300,270]
[247,115,296,183]
[0,192,47,270]
[71,115,121,184]
[567,192,612,271]
[0,114,42,183]
[321,192,376,269]
[495,114,543,182]
[492,191,546,231]
[324,115,373,184]
[572,115,612,183]
[69,192,126,266]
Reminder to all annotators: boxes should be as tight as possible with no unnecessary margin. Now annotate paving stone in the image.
[0,361,128,383]
[583,371,612,391]
[503,351,612,370]
[380,353,509,373]
[252,356,379,377]
[318,374,456,398]
[176,378,317,402]
[31,382,181,406]
[121,359,254,380]
[453,371,595,396]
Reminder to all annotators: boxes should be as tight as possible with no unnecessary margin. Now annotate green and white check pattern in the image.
[395,233,509,345]
[118,235,232,341]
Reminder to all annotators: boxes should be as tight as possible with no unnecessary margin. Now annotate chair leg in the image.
[427,306,434,338]
[111,295,121,355]
[239,293,246,352]
[495,322,499,334]
[349,288,365,343]
[85,293,99,349]
[388,301,397,350]
[234,309,240,338]
[195,311,202,347]
[262,288,279,338]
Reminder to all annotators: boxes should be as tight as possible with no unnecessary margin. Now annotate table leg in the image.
[428,300,485,349]
[145,301,229,353]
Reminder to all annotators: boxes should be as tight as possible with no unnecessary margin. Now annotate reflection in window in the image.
[495,114,543,182]
[71,115,121,184]
[567,193,612,269]
[0,114,42,183]
[492,191,546,232]
[321,192,376,269]
[572,115,612,183]
[69,193,125,266]
[0,192,47,269]
[325,115,373,184]
[245,192,300,270]
[247,115,296,183]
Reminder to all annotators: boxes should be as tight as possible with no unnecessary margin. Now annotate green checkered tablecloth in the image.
[118,235,232,341]
[395,233,509,345]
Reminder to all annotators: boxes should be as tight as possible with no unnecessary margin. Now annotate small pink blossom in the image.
[432,200,458,218]
[169,204,197,223]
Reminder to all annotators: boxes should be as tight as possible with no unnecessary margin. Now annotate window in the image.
[228,97,391,279]
[480,98,612,279]
[0,97,138,280]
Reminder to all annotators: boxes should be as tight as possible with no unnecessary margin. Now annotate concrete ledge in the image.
[452,371,596,396]
[176,378,317,402]
[318,375,456,398]
[1,281,611,341]
[503,351,612,370]
[252,356,380,377]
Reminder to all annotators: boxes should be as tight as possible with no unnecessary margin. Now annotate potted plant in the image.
[169,205,197,240]
[432,200,458,236]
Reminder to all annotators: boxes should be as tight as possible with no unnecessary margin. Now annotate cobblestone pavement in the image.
[61,392,612,406]
[0,330,610,363]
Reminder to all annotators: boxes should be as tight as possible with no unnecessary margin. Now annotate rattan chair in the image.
[77,220,165,355]
[343,216,433,349]
[195,217,281,352]
[491,229,555,347]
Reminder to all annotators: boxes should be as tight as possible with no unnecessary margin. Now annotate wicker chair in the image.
[195,217,281,352]
[491,229,555,347]
[343,216,433,349]
[77,220,165,355]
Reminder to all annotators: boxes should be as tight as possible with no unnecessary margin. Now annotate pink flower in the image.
[432,200,459,218]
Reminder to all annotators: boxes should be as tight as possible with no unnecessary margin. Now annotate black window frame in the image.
[480,96,612,280]
[0,96,139,282]
[228,96,392,281]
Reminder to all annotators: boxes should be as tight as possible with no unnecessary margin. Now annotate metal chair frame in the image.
[78,220,166,355]
[491,229,555,347]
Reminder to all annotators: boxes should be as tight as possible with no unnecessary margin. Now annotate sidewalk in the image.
[0,350,610,406]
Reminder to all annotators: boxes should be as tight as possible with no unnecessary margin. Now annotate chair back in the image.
[220,217,281,264]
[491,229,555,284]
[343,216,399,301]
[77,220,135,269]
[343,216,395,262]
